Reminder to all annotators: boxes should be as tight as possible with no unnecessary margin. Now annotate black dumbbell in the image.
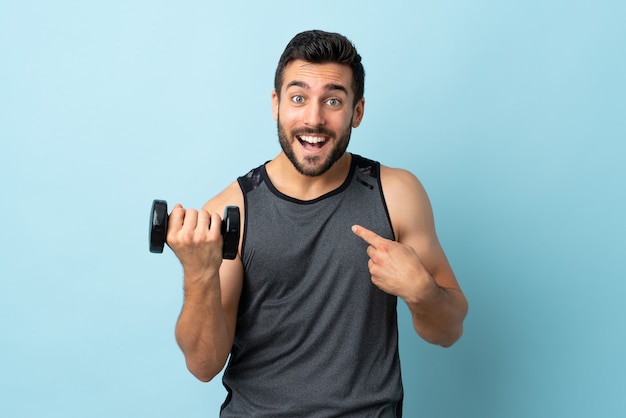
[149,199,240,259]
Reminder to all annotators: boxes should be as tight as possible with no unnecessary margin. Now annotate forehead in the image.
[282,59,354,93]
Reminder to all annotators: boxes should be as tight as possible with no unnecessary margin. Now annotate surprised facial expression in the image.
[273,60,364,177]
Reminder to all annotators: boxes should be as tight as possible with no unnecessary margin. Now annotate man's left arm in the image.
[352,166,468,347]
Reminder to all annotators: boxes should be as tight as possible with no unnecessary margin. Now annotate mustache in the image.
[291,126,335,138]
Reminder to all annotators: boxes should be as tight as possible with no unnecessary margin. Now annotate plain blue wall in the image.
[1,1,624,417]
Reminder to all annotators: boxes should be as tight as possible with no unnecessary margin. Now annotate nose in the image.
[303,101,325,126]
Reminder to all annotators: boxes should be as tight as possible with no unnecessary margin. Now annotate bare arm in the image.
[168,182,244,381]
[352,166,467,347]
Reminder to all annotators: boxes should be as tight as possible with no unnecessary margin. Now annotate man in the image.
[167,30,468,417]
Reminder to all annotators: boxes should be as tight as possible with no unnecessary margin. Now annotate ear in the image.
[272,90,279,121]
[352,97,365,128]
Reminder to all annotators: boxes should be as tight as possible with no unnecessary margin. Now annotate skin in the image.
[168,59,468,382]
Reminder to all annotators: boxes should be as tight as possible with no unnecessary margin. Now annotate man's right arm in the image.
[174,254,243,382]
[168,183,244,382]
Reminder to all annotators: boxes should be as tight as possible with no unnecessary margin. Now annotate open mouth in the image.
[298,135,328,151]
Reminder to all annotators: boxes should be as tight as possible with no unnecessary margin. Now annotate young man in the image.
[167,30,468,417]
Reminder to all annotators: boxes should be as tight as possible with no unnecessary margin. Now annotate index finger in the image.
[168,203,185,230]
[351,224,384,247]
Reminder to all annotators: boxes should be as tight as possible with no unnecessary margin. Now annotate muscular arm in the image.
[169,182,244,381]
[353,166,467,347]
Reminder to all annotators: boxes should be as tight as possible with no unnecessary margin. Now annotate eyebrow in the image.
[285,80,348,95]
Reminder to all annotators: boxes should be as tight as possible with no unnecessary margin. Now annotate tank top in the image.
[221,154,403,417]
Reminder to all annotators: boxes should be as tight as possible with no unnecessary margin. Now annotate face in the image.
[273,60,364,177]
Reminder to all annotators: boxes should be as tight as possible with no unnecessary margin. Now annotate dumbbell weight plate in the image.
[222,206,240,260]
[149,199,168,254]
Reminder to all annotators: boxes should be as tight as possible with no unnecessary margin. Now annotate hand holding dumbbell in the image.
[149,199,240,259]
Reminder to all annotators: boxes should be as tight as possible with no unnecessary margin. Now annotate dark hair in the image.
[274,30,365,107]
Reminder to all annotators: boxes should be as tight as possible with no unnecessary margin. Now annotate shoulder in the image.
[379,164,435,243]
[200,163,267,214]
[202,180,246,270]
[351,154,424,196]
[380,165,430,211]
[380,164,425,192]
[202,180,245,218]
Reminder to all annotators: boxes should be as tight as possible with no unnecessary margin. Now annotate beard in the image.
[277,116,353,177]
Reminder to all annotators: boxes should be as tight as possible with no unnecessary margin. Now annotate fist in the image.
[167,204,224,277]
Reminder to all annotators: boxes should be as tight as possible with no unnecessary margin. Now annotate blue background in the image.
[1,1,624,417]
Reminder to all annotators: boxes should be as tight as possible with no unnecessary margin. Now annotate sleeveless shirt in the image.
[221,154,403,417]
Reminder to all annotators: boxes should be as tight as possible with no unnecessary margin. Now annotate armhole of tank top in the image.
[374,161,397,242]
[353,155,396,242]
[237,176,250,262]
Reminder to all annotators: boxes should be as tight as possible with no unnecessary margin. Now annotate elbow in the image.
[439,297,468,347]
[176,333,230,382]
[416,319,465,348]
[415,325,464,348]
[414,305,468,348]
[183,351,228,383]
[438,324,464,348]
[187,361,222,383]
[193,373,216,383]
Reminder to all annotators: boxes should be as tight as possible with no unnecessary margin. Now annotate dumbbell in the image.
[149,199,240,259]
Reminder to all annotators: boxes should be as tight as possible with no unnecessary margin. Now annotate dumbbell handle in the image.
[149,199,240,259]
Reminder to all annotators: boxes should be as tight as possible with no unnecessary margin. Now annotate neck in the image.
[266,152,352,201]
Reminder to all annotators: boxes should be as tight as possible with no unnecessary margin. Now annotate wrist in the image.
[182,270,220,302]
[403,277,444,308]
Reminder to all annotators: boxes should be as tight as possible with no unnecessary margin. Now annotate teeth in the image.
[299,135,326,144]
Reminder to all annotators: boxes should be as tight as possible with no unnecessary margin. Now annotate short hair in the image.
[274,30,365,107]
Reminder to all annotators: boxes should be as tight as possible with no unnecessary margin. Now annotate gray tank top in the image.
[222,154,403,417]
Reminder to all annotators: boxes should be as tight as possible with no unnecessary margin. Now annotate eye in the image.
[291,95,305,104]
[326,98,342,107]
